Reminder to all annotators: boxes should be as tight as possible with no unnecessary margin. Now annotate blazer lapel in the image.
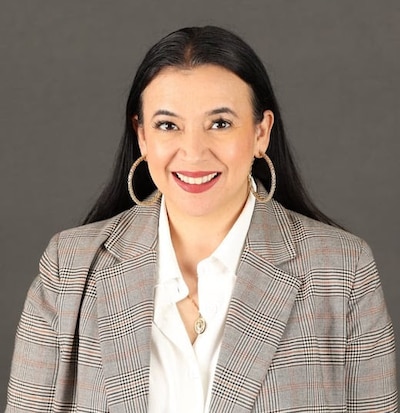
[95,202,160,413]
[210,198,301,412]
[93,190,301,412]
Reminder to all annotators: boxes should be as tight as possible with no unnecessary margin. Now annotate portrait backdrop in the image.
[1,0,399,407]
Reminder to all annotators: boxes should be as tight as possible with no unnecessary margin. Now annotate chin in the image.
[172,197,222,218]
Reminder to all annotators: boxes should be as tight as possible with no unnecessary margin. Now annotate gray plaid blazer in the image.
[6,196,397,412]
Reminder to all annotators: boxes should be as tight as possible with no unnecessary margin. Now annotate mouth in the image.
[175,172,219,185]
[172,171,221,193]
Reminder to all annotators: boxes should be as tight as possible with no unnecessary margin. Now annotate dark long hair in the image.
[83,26,338,227]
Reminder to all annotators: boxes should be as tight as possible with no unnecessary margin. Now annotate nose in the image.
[179,126,207,161]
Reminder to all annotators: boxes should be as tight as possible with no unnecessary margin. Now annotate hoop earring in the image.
[127,155,161,206]
[249,153,276,203]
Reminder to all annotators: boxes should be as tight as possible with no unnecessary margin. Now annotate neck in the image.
[165,198,247,276]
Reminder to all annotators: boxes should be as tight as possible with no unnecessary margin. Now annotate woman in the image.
[7,26,397,412]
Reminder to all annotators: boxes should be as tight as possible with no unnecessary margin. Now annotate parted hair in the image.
[83,26,338,227]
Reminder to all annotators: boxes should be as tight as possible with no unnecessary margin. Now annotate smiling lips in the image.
[176,172,218,185]
[173,171,220,193]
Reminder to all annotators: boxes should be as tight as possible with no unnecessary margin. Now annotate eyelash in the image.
[153,120,178,131]
[152,118,232,131]
[211,118,232,129]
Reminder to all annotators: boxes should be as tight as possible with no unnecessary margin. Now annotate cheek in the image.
[224,137,256,164]
[145,141,176,173]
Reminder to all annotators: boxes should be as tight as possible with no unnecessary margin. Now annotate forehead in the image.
[141,64,253,111]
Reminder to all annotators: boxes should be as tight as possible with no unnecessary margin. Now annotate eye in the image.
[211,118,232,130]
[154,121,178,131]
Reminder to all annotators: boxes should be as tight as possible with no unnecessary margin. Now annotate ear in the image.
[132,115,147,156]
[254,110,274,157]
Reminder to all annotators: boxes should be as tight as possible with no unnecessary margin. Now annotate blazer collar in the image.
[245,196,297,266]
[103,186,297,268]
[104,199,161,261]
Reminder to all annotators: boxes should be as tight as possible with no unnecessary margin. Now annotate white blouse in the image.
[148,193,255,413]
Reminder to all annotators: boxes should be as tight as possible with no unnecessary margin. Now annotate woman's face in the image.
[135,64,274,220]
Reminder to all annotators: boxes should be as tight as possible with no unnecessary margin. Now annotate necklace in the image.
[187,295,207,335]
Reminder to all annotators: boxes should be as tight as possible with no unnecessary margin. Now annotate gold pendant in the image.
[194,315,206,334]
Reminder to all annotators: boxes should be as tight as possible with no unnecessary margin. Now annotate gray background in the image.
[1,0,399,408]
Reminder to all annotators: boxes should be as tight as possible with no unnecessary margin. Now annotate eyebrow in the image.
[152,109,179,119]
[151,107,238,119]
[206,107,238,118]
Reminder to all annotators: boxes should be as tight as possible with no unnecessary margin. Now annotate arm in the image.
[6,235,60,413]
[345,241,397,412]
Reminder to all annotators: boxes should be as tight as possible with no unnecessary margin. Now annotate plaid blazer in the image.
[6,196,397,412]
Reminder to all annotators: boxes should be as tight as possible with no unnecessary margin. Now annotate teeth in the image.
[176,172,218,185]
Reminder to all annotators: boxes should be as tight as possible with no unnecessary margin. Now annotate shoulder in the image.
[271,200,375,269]
[284,206,377,278]
[287,206,367,250]
[47,210,126,254]
[249,197,375,271]
[42,205,156,271]
[260,202,383,305]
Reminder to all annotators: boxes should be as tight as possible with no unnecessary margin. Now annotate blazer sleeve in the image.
[345,240,397,411]
[6,235,61,413]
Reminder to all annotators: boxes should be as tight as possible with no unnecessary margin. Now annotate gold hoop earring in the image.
[249,153,276,203]
[127,155,161,206]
